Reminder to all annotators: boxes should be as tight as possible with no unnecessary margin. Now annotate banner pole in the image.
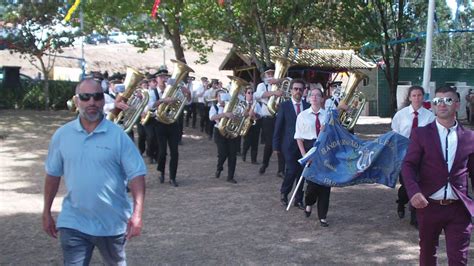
[286,163,309,211]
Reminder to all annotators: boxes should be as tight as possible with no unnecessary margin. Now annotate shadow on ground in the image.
[0,110,465,264]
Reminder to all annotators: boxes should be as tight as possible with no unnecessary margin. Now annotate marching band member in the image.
[242,87,262,164]
[392,85,435,225]
[195,77,210,133]
[185,76,197,128]
[204,80,219,139]
[142,76,160,164]
[324,81,342,110]
[154,68,191,187]
[294,86,330,227]
[254,66,285,177]
[135,79,148,155]
[210,91,239,184]
[273,79,310,210]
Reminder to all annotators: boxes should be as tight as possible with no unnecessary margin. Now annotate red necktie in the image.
[315,113,321,136]
[296,103,301,115]
[412,111,418,129]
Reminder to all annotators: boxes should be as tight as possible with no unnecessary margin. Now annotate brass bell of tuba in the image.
[217,76,250,139]
[239,101,257,136]
[155,60,194,124]
[266,57,292,116]
[338,71,367,131]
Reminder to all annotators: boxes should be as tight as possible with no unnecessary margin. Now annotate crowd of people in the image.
[43,66,474,265]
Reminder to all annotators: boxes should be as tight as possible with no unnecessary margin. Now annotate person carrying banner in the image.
[294,86,331,226]
[273,79,310,209]
[402,86,474,266]
[43,79,146,265]
[392,86,435,226]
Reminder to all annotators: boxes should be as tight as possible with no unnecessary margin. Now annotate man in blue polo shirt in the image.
[42,79,146,265]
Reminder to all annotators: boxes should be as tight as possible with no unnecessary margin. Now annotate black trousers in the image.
[144,119,159,161]
[156,122,180,180]
[185,102,197,128]
[197,103,208,132]
[242,121,261,162]
[305,180,331,219]
[261,117,285,172]
[397,175,409,206]
[214,128,239,179]
[280,152,304,203]
[136,122,146,155]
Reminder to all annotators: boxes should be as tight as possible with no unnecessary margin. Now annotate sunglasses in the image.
[77,92,104,101]
[432,97,455,106]
[292,87,304,91]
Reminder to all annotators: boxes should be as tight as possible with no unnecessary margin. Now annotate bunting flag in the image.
[151,0,161,19]
[299,110,410,188]
[64,0,81,22]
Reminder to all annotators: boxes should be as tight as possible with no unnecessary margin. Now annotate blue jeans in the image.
[59,228,127,266]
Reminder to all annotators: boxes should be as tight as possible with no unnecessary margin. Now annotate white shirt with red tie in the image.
[391,105,434,138]
[294,107,328,140]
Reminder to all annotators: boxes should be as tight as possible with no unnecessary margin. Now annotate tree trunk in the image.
[38,56,50,110]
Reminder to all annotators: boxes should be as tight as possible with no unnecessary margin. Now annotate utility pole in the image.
[422,0,435,95]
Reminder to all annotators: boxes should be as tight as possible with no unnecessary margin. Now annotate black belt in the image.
[428,199,459,206]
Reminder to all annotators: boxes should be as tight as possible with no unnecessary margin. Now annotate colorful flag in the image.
[300,110,409,188]
[64,0,81,22]
[151,0,161,19]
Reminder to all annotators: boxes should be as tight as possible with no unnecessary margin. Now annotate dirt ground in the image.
[1,109,473,265]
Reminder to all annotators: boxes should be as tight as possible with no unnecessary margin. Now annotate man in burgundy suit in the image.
[402,86,474,265]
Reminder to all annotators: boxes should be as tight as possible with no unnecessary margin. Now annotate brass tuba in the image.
[155,60,194,124]
[217,76,250,138]
[338,71,367,131]
[267,57,292,116]
[239,101,257,136]
[106,67,144,121]
[115,89,150,133]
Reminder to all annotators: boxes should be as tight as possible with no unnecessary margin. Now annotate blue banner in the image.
[299,111,410,188]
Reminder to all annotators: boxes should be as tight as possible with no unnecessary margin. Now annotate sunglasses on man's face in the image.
[432,97,455,106]
[292,87,304,91]
[77,92,104,102]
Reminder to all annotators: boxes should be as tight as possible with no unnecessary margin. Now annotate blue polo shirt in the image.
[45,117,147,236]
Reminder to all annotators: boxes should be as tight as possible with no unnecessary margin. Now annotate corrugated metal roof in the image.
[270,46,376,70]
[219,46,376,71]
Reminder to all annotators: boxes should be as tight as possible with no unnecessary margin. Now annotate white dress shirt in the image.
[209,104,225,127]
[294,107,327,140]
[254,81,272,117]
[429,120,459,200]
[145,87,163,112]
[391,105,435,138]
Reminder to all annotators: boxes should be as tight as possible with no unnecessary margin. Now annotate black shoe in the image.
[215,170,221,178]
[276,171,284,178]
[259,166,266,175]
[280,194,288,206]
[410,209,418,228]
[159,174,164,184]
[251,160,258,165]
[169,179,179,187]
[294,201,305,210]
[320,219,329,227]
[397,203,405,219]
[227,178,237,184]
[304,206,312,218]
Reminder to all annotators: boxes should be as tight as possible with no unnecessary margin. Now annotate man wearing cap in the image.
[195,77,210,133]
[135,79,149,156]
[204,79,220,140]
[324,81,343,111]
[141,76,160,164]
[185,76,197,128]
[153,68,191,187]
[254,66,285,177]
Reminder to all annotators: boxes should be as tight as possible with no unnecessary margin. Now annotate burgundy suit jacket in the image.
[402,121,474,217]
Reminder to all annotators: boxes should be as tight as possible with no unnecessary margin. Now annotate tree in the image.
[79,0,221,65]
[3,2,77,109]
